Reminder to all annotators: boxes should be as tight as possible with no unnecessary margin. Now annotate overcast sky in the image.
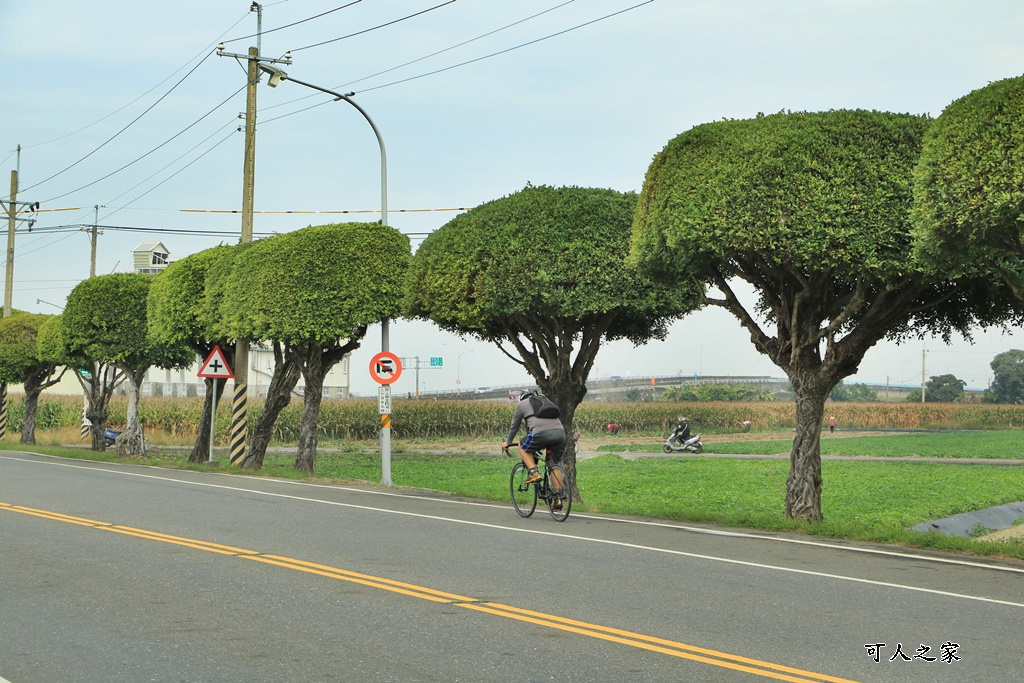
[3,0,1023,396]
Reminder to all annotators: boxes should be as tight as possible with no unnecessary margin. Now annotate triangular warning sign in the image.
[197,345,234,379]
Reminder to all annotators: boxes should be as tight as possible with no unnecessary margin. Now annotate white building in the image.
[132,241,172,274]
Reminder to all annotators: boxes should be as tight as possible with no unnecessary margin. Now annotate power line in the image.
[12,230,80,260]
[22,49,220,195]
[223,1,364,45]
[23,205,470,216]
[177,207,471,215]
[255,0,650,124]
[22,222,434,241]
[259,0,578,114]
[20,11,253,151]
[340,0,577,90]
[98,125,240,224]
[357,0,654,94]
[289,0,458,53]
[45,123,239,230]
[40,86,245,205]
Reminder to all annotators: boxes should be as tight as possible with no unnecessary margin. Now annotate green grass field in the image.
[600,430,1024,459]
[3,430,1023,561]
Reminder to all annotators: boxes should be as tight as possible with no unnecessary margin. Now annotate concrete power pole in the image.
[0,169,14,439]
[217,3,293,465]
[90,205,99,278]
[227,45,261,467]
[4,170,16,318]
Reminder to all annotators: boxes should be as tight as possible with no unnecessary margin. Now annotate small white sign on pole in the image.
[379,385,392,415]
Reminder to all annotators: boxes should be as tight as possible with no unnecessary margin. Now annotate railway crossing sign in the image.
[369,351,402,385]
[197,345,234,379]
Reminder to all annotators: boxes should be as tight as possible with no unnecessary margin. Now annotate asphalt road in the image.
[2,450,1022,682]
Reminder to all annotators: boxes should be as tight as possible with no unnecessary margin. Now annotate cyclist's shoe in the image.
[551,499,563,512]
[524,468,542,484]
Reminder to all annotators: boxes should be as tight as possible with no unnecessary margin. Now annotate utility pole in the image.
[0,169,13,440]
[2,145,39,440]
[216,3,291,466]
[89,204,102,278]
[227,44,260,467]
[5,169,17,318]
[921,345,926,403]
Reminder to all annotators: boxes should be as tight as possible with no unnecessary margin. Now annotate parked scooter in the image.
[103,428,120,448]
[663,418,703,454]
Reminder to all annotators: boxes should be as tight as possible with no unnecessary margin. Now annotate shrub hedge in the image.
[5,394,1024,441]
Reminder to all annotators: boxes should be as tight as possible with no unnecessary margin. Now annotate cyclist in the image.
[501,389,566,490]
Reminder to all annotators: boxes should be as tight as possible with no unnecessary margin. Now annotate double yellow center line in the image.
[1,501,857,683]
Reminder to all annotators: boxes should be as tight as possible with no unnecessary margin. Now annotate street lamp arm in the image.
[267,70,388,226]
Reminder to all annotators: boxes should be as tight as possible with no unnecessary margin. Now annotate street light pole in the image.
[698,343,712,376]
[257,64,393,484]
[457,350,474,393]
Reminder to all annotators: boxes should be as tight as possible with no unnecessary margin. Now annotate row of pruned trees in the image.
[149,222,410,474]
[5,74,1022,523]
[408,76,1024,522]
[0,222,408,475]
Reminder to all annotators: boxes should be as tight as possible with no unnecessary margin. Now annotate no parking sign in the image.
[369,351,402,385]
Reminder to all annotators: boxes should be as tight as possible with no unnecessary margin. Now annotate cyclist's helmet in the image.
[519,389,537,402]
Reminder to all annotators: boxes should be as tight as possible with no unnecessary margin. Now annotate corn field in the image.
[5,395,1024,442]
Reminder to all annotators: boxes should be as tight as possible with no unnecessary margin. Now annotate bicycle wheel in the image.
[510,462,537,518]
[545,463,572,522]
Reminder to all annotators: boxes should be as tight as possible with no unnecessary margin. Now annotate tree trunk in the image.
[188,377,226,464]
[19,364,65,445]
[88,405,109,451]
[785,376,830,522]
[116,370,147,458]
[241,352,301,470]
[78,363,124,451]
[295,351,325,474]
[543,382,587,503]
[20,385,42,445]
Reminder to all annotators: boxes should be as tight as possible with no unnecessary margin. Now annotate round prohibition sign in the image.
[369,351,402,385]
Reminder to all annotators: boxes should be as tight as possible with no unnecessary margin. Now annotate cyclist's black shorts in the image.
[521,428,566,464]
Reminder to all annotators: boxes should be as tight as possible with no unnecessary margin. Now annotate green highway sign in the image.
[430,356,443,367]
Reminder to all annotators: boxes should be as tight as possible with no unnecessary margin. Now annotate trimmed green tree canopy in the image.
[63,273,187,368]
[630,109,1019,521]
[63,272,195,378]
[220,222,410,474]
[912,74,1024,297]
[149,244,234,349]
[0,313,48,384]
[633,110,932,283]
[36,315,65,365]
[407,184,698,346]
[406,184,702,452]
[221,222,409,344]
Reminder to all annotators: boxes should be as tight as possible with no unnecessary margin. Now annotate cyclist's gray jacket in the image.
[506,399,563,444]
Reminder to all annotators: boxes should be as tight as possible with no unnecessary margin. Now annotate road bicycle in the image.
[505,443,572,522]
